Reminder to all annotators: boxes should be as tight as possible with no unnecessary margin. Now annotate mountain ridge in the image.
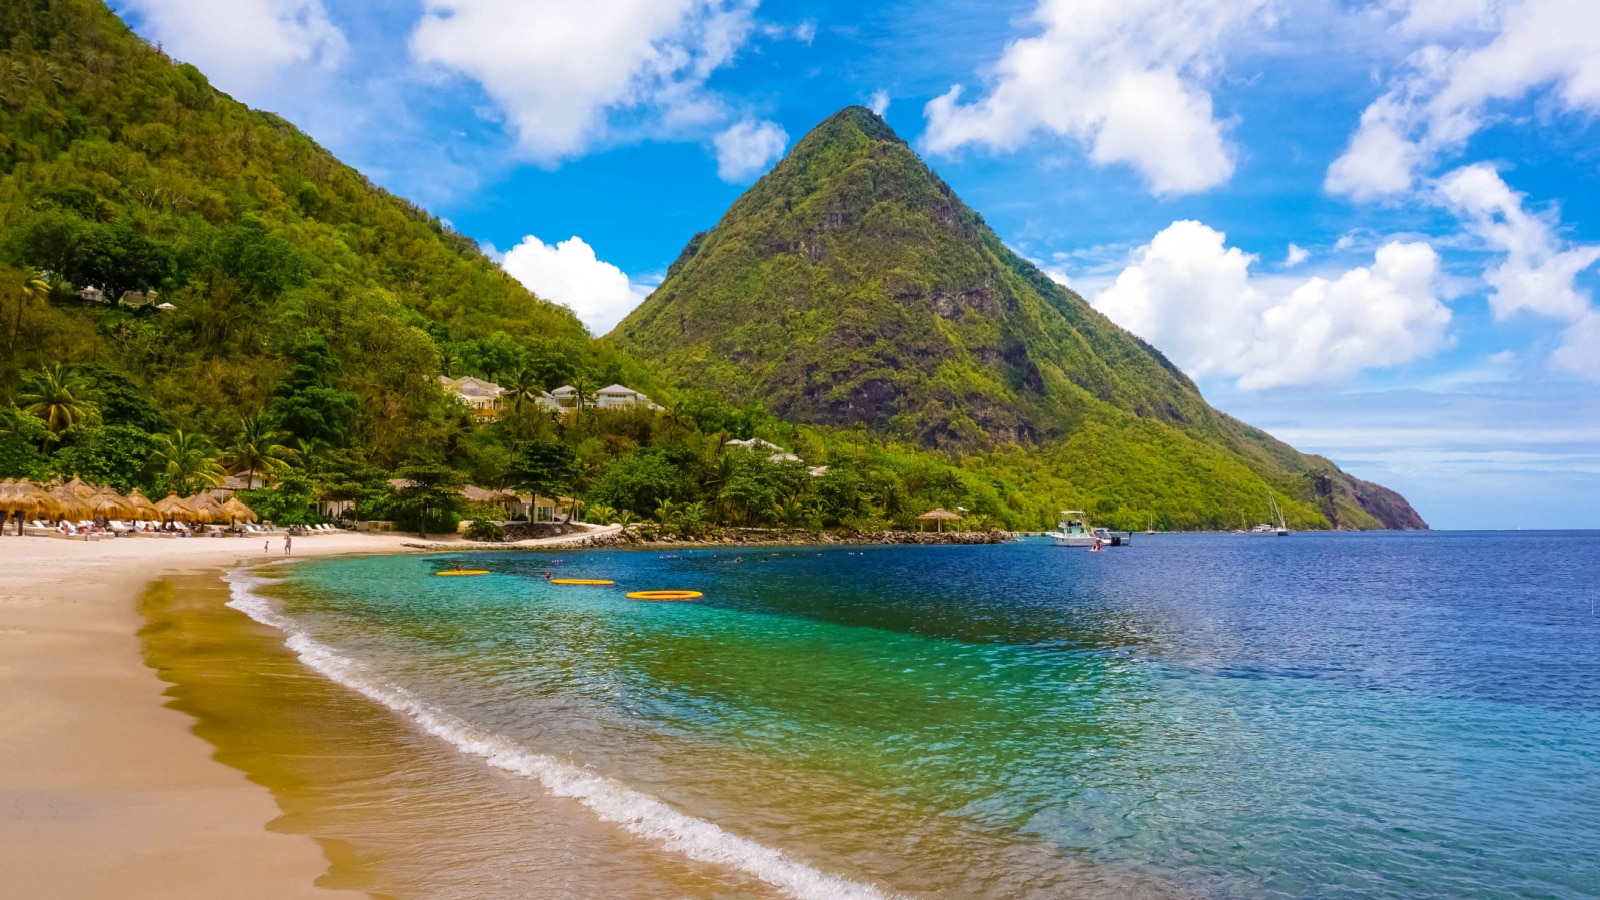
[612,107,1426,529]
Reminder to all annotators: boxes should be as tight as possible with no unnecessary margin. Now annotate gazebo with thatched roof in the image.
[916,507,963,533]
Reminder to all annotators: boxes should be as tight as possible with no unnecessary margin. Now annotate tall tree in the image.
[222,415,297,488]
[20,365,96,439]
[151,429,225,496]
[10,266,51,352]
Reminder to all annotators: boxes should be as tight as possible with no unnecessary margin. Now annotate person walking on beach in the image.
[264,539,270,555]
[284,535,292,556]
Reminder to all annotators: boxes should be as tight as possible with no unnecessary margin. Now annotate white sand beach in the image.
[0,528,608,898]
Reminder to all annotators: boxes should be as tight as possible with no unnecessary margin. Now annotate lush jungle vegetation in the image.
[0,0,1416,536]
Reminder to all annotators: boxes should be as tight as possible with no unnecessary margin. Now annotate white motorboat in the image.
[1093,527,1132,546]
[1050,511,1098,547]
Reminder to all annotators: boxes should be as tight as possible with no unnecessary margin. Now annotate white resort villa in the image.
[550,384,661,411]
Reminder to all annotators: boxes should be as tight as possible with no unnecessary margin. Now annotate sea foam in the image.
[225,568,890,900]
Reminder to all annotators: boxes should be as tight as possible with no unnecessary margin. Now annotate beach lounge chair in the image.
[23,520,55,537]
[108,520,133,534]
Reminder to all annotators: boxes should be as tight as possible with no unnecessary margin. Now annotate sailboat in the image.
[1144,515,1156,536]
[1267,492,1290,536]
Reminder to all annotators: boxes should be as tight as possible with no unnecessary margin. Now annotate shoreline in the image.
[0,528,607,898]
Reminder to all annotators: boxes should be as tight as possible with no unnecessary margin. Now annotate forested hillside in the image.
[0,1,1421,533]
[614,108,1426,530]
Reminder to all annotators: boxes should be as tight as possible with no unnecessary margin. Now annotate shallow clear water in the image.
[248,533,1600,898]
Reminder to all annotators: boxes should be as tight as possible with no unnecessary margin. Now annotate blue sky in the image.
[118,0,1600,529]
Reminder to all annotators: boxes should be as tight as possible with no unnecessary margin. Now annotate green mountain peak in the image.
[613,107,1426,529]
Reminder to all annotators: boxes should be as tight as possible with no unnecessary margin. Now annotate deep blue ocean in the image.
[251,532,1600,898]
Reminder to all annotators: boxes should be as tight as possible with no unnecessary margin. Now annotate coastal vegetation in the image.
[0,0,1422,535]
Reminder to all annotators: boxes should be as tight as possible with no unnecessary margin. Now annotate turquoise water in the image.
[249,533,1600,898]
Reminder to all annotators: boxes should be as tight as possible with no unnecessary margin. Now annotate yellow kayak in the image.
[626,590,703,601]
[436,570,491,576]
[551,578,615,586]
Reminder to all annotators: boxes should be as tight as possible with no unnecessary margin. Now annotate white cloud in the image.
[1328,0,1600,199]
[922,0,1267,196]
[1552,310,1600,380]
[500,236,654,335]
[1286,243,1310,267]
[123,0,346,93]
[1435,163,1600,321]
[869,89,891,117]
[1093,221,1453,389]
[713,119,788,181]
[409,0,757,163]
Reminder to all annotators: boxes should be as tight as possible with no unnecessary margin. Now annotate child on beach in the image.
[284,535,292,556]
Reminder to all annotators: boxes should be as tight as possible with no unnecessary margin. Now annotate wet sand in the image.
[0,530,596,898]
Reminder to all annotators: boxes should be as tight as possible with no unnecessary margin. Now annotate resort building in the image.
[77,286,105,303]
[725,437,804,465]
[440,375,507,421]
[550,384,661,411]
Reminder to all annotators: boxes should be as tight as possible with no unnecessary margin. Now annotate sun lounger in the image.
[108,520,133,533]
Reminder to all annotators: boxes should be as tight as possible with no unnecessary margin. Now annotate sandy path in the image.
[0,528,606,898]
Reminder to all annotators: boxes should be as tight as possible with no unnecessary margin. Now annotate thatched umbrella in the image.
[0,480,62,535]
[220,496,258,525]
[183,493,223,524]
[86,486,134,522]
[916,507,963,533]
[125,488,162,522]
[155,493,200,523]
[62,476,98,502]
[47,481,92,523]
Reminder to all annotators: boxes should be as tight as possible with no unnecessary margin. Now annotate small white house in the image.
[78,286,105,303]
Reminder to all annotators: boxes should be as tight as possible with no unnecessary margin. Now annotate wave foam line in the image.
[224,568,891,900]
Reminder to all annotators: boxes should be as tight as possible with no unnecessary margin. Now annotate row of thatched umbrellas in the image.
[0,478,258,534]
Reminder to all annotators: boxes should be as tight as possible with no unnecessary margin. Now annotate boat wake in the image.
[225,568,890,900]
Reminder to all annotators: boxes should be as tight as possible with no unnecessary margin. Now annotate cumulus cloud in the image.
[1436,163,1600,321]
[410,0,757,162]
[869,89,891,117]
[1093,221,1452,389]
[922,0,1267,196]
[123,0,346,93]
[1328,0,1600,200]
[500,236,654,335]
[713,119,788,181]
[1285,243,1310,267]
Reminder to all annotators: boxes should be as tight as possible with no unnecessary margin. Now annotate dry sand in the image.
[0,527,610,898]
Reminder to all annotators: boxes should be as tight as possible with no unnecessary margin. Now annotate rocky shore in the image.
[587,526,1013,549]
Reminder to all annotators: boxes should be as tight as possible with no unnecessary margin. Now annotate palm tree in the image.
[660,400,692,439]
[289,436,329,475]
[20,365,95,438]
[778,496,807,528]
[654,498,679,527]
[222,416,297,488]
[10,266,50,352]
[152,429,226,496]
[502,368,543,415]
[569,377,591,426]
